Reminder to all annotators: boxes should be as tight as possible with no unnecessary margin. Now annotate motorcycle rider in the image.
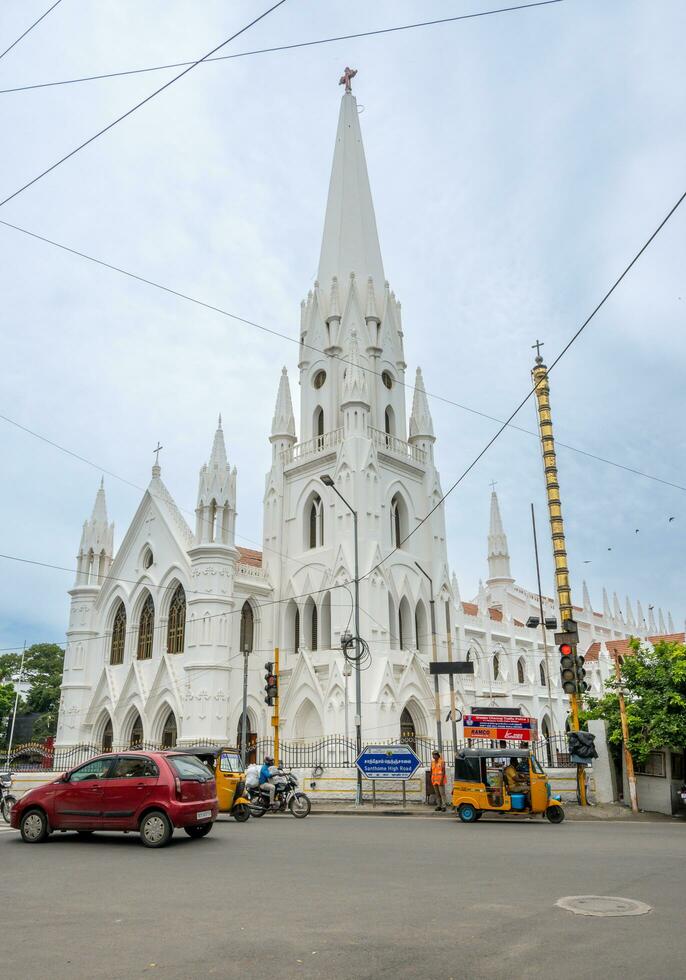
[259,755,277,809]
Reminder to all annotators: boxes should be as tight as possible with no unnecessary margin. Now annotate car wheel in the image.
[20,808,50,843]
[184,823,212,839]
[139,810,173,848]
[232,803,250,823]
[458,803,479,823]
[545,805,565,824]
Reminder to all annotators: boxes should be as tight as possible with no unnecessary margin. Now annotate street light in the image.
[320,473,363,805]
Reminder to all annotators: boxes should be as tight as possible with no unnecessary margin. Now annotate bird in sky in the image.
[648,604,654,611]
[583,560,592,564]
[668,516,675,522]
[607,547,612,551]
[635,529,639,534]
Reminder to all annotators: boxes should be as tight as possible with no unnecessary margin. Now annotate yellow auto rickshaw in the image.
[175,745,251,821]
[452,747,565,824]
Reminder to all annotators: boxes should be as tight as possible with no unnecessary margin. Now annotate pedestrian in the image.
[431,750,447,812]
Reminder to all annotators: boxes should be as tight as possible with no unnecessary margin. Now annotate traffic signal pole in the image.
[273,647,280,768]
[531,344,588,806]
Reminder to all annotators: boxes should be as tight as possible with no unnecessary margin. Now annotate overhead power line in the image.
[0,0,289,209]
[360,187,686,582]
[0,0,64,63]
[1,217,684,495]
[0,1,566,96]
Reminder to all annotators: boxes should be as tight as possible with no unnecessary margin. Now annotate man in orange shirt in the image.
[431,750,447,811]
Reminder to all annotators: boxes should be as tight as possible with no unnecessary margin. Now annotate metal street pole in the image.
[531,504,556,736]
[531,344,587,805]
[415,562,443,753]
[321,475,363,804]
[240,647,249,769]
[444,602,458,757]
[273,647,280,768]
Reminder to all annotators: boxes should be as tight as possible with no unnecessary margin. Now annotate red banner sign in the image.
[464,714,537,742]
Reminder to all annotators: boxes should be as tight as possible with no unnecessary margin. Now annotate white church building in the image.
[56,87,677,757]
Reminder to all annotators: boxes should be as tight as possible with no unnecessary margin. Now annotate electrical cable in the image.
[1,217,684,496]
[0,0,63,63]
[359,186,686,583]
[0,0,290,209]
[0,1,566,96]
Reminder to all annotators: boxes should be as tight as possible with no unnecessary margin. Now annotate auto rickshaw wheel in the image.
[458,803,479,823]
[545,805,565,824]
[232,803,251,822]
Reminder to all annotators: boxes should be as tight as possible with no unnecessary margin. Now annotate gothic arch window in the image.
[129,713,144,748]
[308,494,324,549]
[102,718,113,753]
[209,499,218,542]
[320,592,331,650]
[110,601,126,665]
[493,654,500,681]
[388,594,397,649]
[161,709,177,749]
[314,406,324,444]
[539,661,547,687]
[415,600,429,656]
[137,594,155,660]
[390,493,407,548]
[517,658,525,684]
[312,604,318,651]
[384,406,395,442]
[240,601,254,653]
[294,609,300,652]
[167,584,186,654]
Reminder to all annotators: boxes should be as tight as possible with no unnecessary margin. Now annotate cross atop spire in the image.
[339,66,357,93]
[532,339,545,364]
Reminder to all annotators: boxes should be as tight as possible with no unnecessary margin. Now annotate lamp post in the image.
[415,562,443,753]
[321,474,363,805]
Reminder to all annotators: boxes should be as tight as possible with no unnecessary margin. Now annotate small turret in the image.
[613,593,623,622]
[408,367,435,458]
[75,478,114,586]
[582,580,593,613]
[668,611,676,633]
[341,329,370,435]
[625,596,636,628]
[637,600,647,629]
[195,416,237,546]
[658,608,667,634]
[602,588,612,620]
[486,490,513,584]
[648,605,657,632]
[270,367,297,462]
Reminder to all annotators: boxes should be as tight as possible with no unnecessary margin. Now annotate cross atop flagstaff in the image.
[339,66,357,93]
[532,339,545,361]
[489,480,498,493]
[153,442,163,466]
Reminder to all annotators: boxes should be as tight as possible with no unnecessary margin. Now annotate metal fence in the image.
[3,733,576,772]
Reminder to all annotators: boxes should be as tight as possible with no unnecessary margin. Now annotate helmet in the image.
[264,756,274,765]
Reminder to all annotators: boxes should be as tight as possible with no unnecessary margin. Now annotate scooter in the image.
[0,771,17,823]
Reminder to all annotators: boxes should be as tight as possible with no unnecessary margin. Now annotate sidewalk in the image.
[310,800,682,821]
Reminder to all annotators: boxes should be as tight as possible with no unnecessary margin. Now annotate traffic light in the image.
[575,654,588,694]
[559,642,588,695]
[264,662,278,706]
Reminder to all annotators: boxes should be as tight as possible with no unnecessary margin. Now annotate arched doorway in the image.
[102,718,113,753]
[400,706,417,752]
[129,712,144,749]
[293,699,323,741]
[237,712,257,766]
[161,709,177,749]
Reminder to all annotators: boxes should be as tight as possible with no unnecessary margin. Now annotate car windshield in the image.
[168,755,213,781]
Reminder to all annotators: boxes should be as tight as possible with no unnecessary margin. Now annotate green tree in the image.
[583,638,686,764]
[0,654,25,741]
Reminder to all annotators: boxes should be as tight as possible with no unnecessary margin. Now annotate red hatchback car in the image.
[11,751,218,848]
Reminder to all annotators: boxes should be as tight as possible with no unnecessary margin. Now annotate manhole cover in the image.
[556,895,652,917]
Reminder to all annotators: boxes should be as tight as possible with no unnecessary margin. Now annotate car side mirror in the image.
[56,773,68,783]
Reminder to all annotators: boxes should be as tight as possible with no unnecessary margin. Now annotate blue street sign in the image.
[355,744,422,780]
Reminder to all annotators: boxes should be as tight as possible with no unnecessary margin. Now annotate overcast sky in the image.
[1,0,684,651]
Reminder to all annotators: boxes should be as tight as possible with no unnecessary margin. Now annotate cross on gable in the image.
[153,441,163,465]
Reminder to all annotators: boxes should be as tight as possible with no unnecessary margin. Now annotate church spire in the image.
[317,89,385,293]
[487,489,513,583]
[75,479,114,586]
[195,418,236,546]
[408,367,435,442]
[271,367,296,441]
[210,413,228,467]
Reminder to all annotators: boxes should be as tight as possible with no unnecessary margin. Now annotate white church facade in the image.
[56,88,677,756]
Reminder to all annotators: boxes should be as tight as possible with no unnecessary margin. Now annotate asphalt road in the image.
[1,814,683,980]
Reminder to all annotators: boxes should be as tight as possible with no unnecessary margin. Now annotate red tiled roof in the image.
[584,633,685,664]
[237,547,262,567]
[513,619,525,628]
[461,601,478,617]
[488,607,503,622]
[584,641,601,663]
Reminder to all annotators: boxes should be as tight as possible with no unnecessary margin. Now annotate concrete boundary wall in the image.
[11,766,594,804]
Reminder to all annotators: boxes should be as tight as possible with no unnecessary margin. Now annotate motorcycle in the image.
[1,771,17,824]
[248,770,311,818]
